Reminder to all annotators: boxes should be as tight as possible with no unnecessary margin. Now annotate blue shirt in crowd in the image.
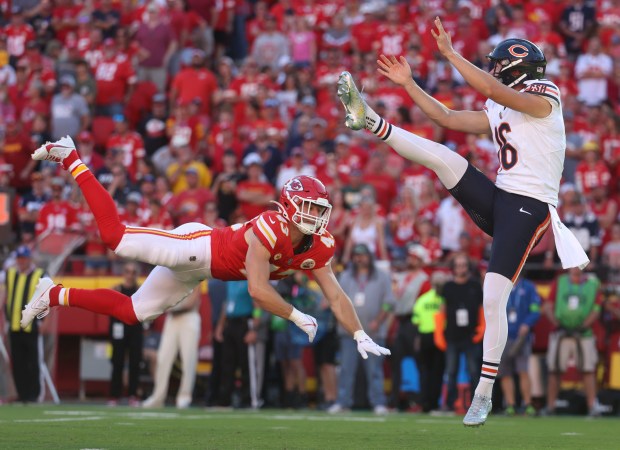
[225,280,254,318]
[507,278,541,339]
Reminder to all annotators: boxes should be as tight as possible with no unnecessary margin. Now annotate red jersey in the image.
[236,180,275,220]
[106,132,146,181]
[171,68,218,116]
[210,210,336,280]
[3,24,36,57]
[95,57,137,106]
[575,161,612,194]
[35,200,79,236]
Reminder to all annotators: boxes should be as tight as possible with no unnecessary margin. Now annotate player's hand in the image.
[430,17,454,58]
[377,54,414,87]
[292,312,318,343]
[354,330,391,359]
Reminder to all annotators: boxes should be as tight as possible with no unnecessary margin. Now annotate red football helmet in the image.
[277,176,332,235]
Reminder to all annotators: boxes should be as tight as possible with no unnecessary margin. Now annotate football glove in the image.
[354,330,391,359]
[289,307,318,343]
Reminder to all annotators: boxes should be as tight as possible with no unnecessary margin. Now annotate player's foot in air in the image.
[20,277,55,328]
[463,394,492,427]
[337,71,369,131]
[31,136,77,168]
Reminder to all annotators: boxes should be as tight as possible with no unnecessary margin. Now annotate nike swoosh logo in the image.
[268,217,276,224]
[519,207,532,215]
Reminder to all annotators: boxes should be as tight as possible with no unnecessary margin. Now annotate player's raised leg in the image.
[32,136,126,250]
[337,72,468,190]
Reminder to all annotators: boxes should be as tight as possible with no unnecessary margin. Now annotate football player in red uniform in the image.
[22,137,390,360]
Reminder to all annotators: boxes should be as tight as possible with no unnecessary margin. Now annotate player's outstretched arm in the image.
[313,265,391,359]
[245,233,318,342]
[431,17,551,119]
[377,54,490,134]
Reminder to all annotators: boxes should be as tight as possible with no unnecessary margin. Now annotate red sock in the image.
[63,288,139,325]
[49,285,62,307]
[61,150,80,171]
[75,171,126,250]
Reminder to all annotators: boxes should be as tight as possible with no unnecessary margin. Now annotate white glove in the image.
[289,307,318,343]
[354,330,391,359]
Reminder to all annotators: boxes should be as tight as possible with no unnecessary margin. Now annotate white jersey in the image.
[483,79,565,207]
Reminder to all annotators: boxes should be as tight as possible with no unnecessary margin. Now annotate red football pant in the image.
[51,286,139,325]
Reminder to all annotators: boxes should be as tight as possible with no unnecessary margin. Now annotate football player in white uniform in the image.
[338,17,584,426]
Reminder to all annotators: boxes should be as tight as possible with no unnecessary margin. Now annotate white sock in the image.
[369,118,468,189]
[474,272,513,398]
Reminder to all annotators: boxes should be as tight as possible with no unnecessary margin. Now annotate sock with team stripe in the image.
[474,272,513,398]
[67,160,126,250]
[49,285,139,324]
[364,105,394,141]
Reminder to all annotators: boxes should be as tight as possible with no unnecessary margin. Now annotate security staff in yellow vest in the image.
[2,245,45,402]
[412,271,448,413]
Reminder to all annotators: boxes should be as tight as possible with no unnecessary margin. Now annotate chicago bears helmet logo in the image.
[286,178,304,192]
[508,44,529,58]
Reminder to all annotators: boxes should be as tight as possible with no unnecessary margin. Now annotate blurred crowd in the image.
[1,0,620,414]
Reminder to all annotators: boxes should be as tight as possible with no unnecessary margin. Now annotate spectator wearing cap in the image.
[91,0,121,40]
[168,166,216,226]
[575,37,614,107]
[118,191,145,227]
[251,14,290,72]
[166,98,206,153]
[575,141,612,197]
[17,172,49,241]
[334,134,367,182]
[35,178,79,237]
[76,131,105,173]
[4,6,36,61]
[243,130,282,184]
[1,244,46,402]
[235,153,275,220]
[342,188,389,265]
[389,243,431,410]
[74,59,97,111]
[108,164,135,206]
[170,49,217,117]
[134,3,177,93]
[166,141,211,195]
[106,113,146,182]
[275,147,316,191]
[1,115,35,193]
[329,243,394,415]
[137,93,170,156]
[94,37,137,117]
[50,74,90,140]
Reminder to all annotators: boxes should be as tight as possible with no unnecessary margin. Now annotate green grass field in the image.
[0,404,618,449]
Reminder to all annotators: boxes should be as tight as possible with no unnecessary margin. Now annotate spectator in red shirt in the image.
[235,153,275,220]
[94,38,136,117]
[143,197,174,230]
[35,178,79,237]
[106,113,146,182]
[170,49,217,117]
[575,141,612,196]
[169,166,216,225]
[76,131,105,173]
[51,0,83,44]
[1,119,35,192]
[4,6,36,63]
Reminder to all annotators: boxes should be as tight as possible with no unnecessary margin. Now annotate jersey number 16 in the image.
[494,122,518,171]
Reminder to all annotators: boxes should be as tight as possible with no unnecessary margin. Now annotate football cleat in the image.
[337,71,368,131]
[463,394,492,427]
[32,136,76,164]
[20,277,55,329]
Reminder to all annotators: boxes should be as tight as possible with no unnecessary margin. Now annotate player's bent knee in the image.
[100,223,126,251]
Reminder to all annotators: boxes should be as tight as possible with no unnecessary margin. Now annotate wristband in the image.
[288,307,305,325]
[354,330,369,341]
